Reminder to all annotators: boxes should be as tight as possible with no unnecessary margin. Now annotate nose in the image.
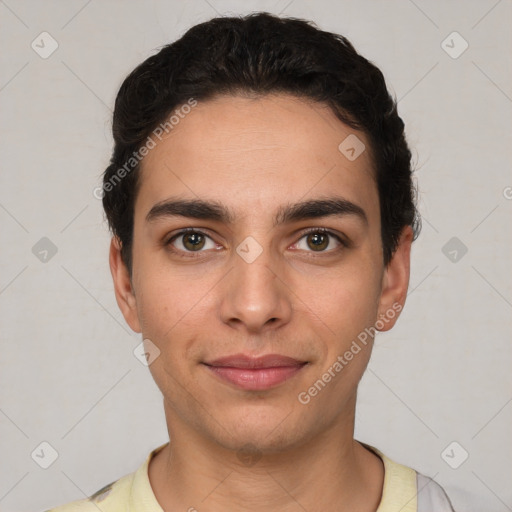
[218,242,293,335]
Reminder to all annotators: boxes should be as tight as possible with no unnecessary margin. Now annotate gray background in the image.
[1,0,511,510]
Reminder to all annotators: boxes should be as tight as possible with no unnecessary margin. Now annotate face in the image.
[110,93,412,453]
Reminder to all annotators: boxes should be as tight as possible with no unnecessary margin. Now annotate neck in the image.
[149,401,384,512]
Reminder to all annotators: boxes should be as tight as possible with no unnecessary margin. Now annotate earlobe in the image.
[109,237,142,333]
[376,226,413,332]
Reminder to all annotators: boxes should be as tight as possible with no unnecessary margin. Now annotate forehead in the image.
[135,93,378,224]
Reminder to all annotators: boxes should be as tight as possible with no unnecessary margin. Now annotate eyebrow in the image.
[145,197,368,227]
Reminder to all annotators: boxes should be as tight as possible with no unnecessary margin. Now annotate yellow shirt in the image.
[46,442,454,511]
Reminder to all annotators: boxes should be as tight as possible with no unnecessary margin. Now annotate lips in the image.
[203,354,307,391]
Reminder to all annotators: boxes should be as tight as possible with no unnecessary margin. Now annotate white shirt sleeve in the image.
[416,472,456,512]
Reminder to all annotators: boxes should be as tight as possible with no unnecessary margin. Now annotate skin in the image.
[110,93,413,511]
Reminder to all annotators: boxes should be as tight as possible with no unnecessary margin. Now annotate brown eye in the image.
[293,229,343,253]
[168,230,216,254]
[307,232,329,251]
[182,232,205,251]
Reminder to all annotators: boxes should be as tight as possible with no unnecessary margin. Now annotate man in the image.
[49,12,455,512]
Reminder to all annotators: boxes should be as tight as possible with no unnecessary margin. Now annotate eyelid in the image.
[166,227,213,243]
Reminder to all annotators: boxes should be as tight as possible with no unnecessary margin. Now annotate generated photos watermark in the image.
[93,97,198,200]
[298,302,402,405]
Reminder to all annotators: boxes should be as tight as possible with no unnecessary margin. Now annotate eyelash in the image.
[165,227,347,259]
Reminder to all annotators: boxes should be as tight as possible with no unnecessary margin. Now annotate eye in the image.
[167,229,217,254]
[292,228,344,253]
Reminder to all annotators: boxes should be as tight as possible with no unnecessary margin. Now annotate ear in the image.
[376,226,413,332]
[109,237,142,333]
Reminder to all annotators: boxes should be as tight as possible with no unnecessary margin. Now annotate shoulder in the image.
[44,443,168,512]
[44,471,135,512]
[359,441,456,512]
[416,472,456,512]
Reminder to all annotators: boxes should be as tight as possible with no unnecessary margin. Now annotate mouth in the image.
[202,354,308,391]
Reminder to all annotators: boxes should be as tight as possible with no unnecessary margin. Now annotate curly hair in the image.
[102,11,420,273]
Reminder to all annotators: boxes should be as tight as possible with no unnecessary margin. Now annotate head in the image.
[105,12,420,454]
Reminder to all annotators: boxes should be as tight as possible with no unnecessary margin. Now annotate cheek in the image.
[294,263,382,342]
[135,276,204,398]
[133,260,219,374]
[133,244,206,331]
[137,283,206,342]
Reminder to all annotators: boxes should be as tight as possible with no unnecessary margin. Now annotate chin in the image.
[204,405,318,455]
